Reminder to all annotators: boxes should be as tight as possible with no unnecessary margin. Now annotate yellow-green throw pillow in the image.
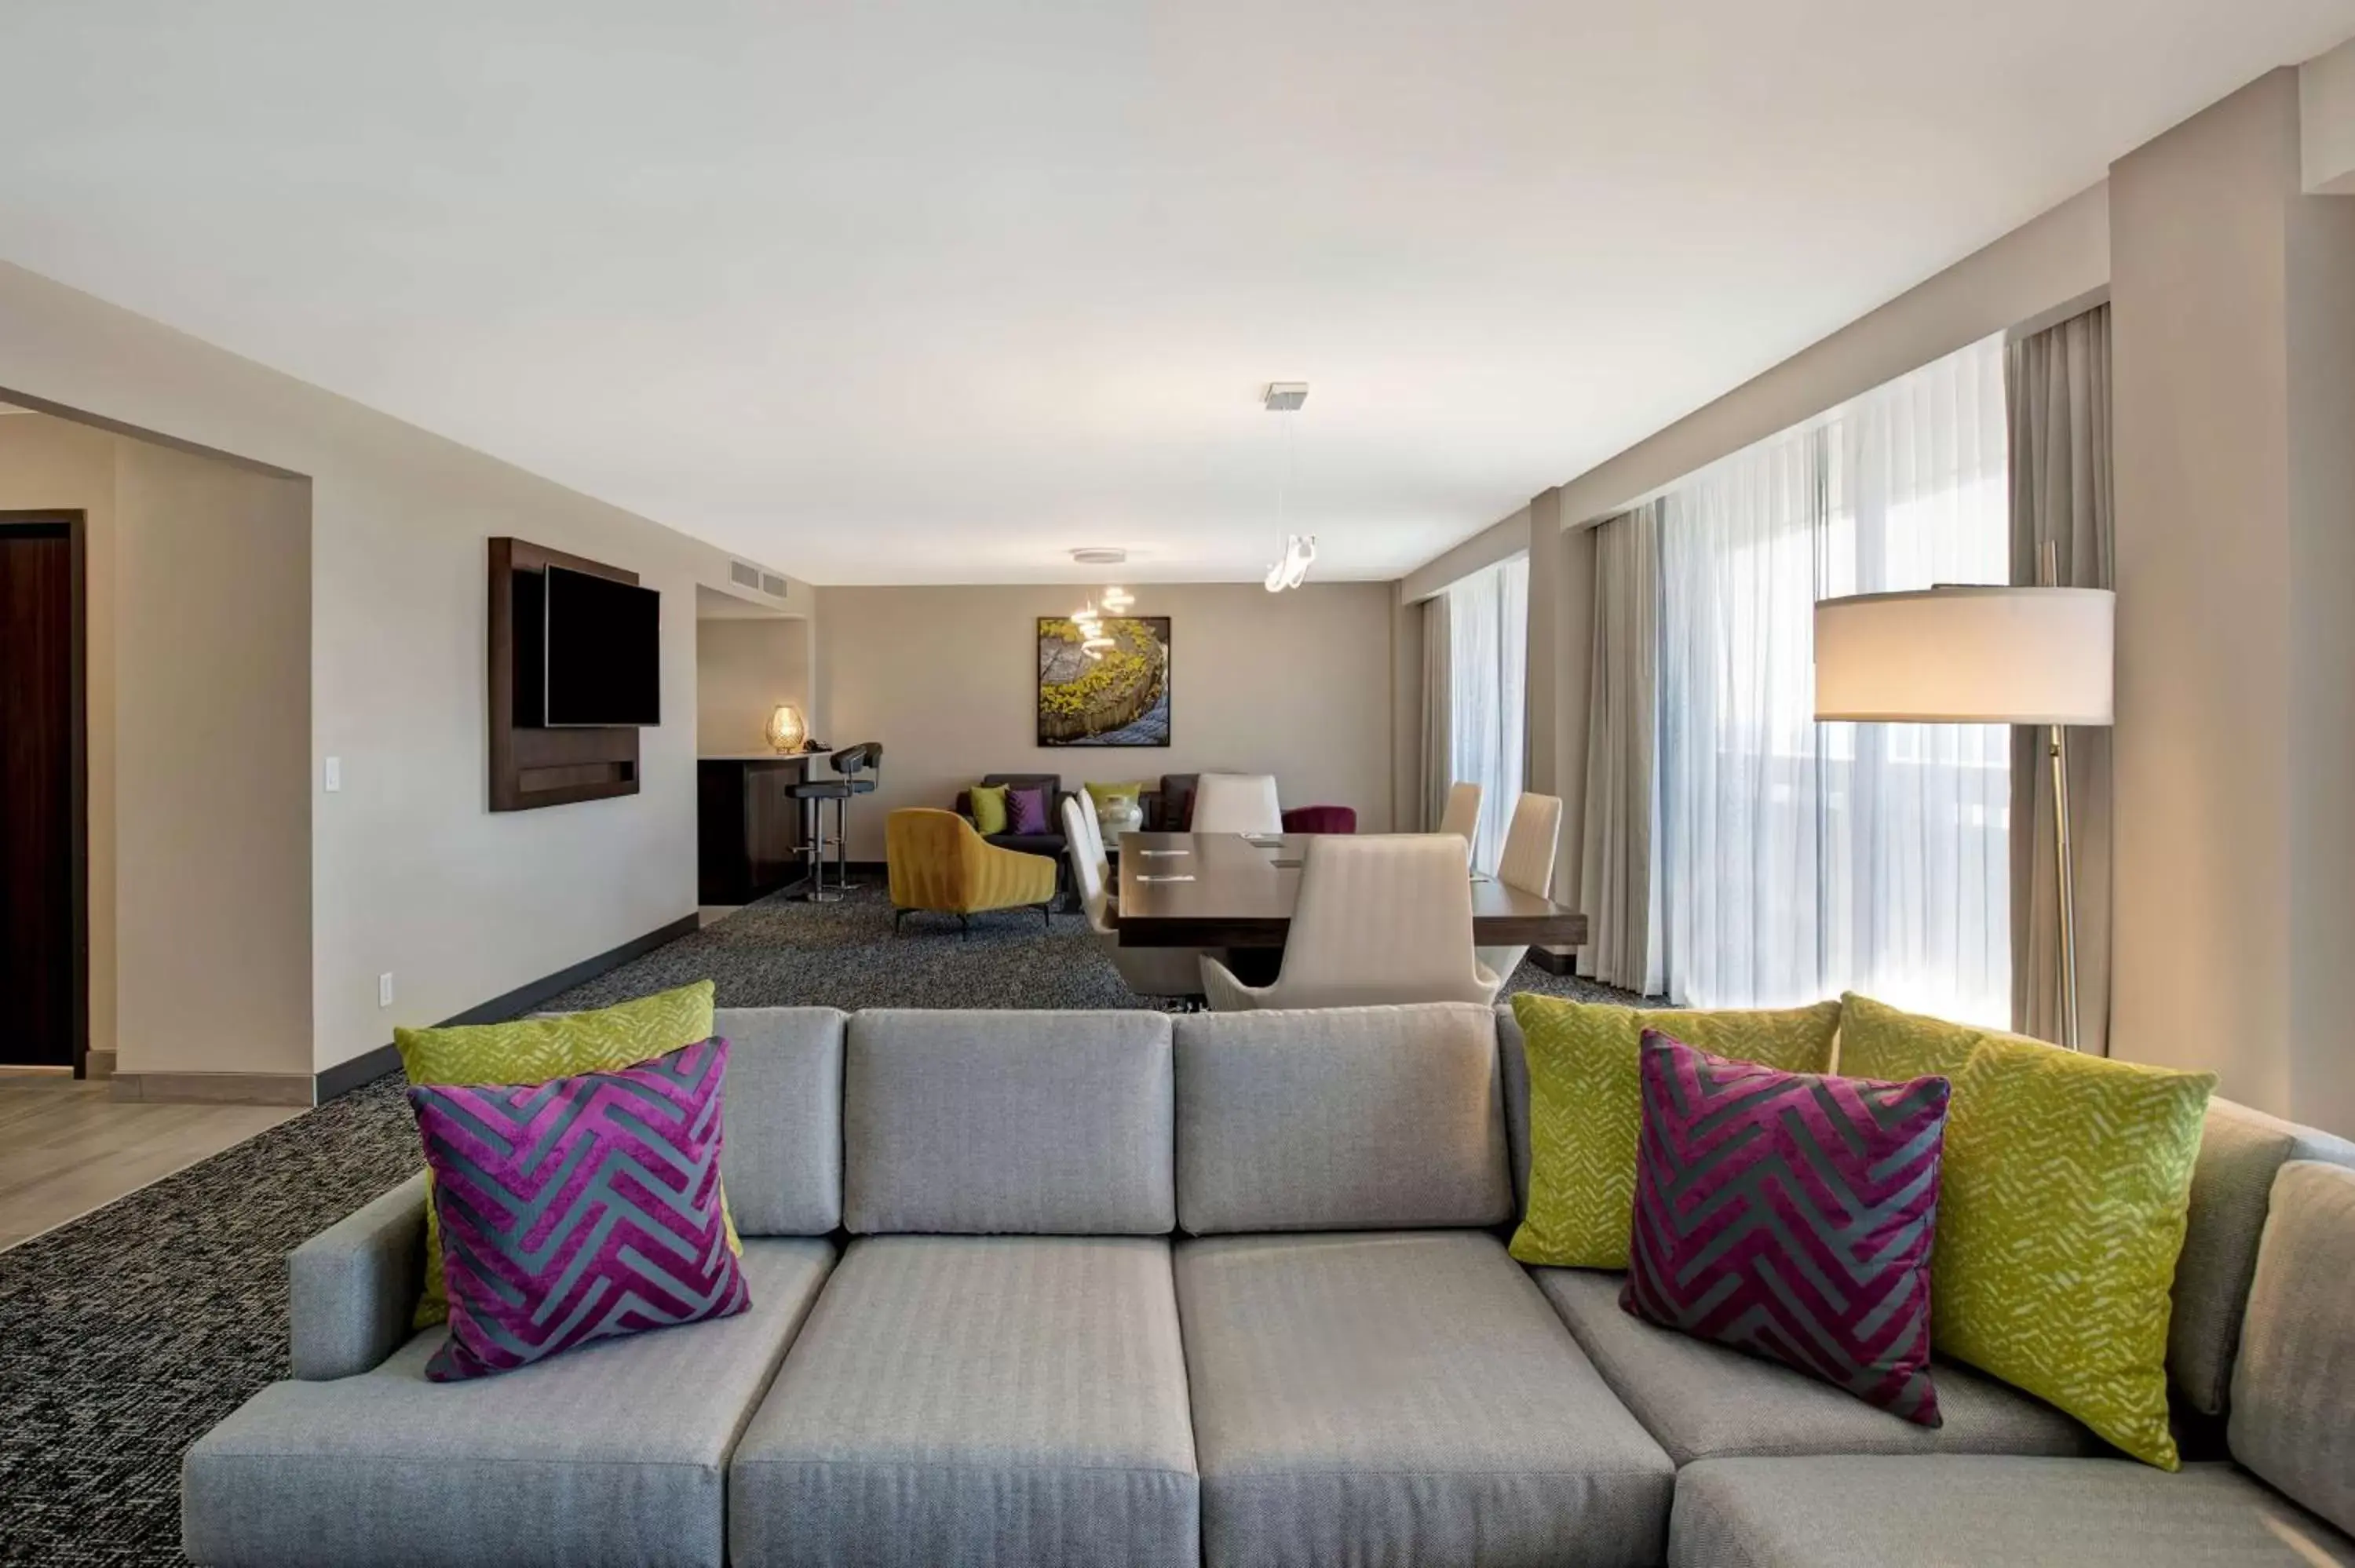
[1839,993,2215,1469]
[1509,993,1842,1271]
[396,980,731,1328]
[969,783,1010,835]
[1832,990,1987,1081]
[1085,781,1145,811]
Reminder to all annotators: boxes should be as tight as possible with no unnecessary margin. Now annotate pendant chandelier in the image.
[1070,582,1135,662]
[1262,382,1314,593]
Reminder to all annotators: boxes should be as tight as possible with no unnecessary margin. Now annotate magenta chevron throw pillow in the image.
[408,1035,750,1381]
[1623,1029,1951,1425]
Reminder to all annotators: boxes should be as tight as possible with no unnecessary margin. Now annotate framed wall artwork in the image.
[1036,614,1171,747]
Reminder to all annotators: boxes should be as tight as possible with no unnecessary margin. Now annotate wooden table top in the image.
[1112,831,1588,950]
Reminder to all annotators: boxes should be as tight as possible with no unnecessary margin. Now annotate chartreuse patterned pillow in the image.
[968,783,1010,835]
[1839,993,2216,1470]
[396,980,729,1329]
[1085,781,1146,811]
[1508,994,1842,1271]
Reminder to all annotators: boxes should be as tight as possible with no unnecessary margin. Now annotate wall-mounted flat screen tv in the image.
[544,564,660,727]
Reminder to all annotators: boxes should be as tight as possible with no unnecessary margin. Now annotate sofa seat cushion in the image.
[986,830,1068,858]
[181,1238,835,1568]
[1535,1267,2104,1465]
[1177,1231,1674,1568]
[1667,1455,2355,1568]
[728,1234,1199,1568]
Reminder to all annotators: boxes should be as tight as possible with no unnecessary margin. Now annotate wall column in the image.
[2110,67,2355,1130]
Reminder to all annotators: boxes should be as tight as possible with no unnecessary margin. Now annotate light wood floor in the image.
[0,1074,301,1250]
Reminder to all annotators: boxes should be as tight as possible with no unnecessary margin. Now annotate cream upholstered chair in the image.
[1072,791,1113,897]
[1475,792,1564,988]
[1199,834,1499,1012]
[1437,780,1482,848]
[1192,772,1283,835]
[1061,796,1205,998]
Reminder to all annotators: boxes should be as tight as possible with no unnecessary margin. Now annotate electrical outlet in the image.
[378,972,394,1008]
[324,757,342,793]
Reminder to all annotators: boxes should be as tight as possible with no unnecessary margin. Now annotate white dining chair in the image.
[1199,834,1499,1012]
[1072,791,1113,898]
[1192,772,1284,835]
[1475,792,1563,989]
[1437,780,1482,849]
[1061,796,1206,998]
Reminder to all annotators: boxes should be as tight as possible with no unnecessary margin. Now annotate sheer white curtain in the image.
[1656,334,2010,1023]
[1446,554,1529,873]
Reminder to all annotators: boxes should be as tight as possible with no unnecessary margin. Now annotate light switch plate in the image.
[324,757,342,793]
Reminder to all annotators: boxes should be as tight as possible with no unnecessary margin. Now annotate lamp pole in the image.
[2041,539,2080,1052]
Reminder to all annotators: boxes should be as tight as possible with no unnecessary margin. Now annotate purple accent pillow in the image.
[1623,1029,1951,1425]
[1005,783,1050,835]
[408,1036,749,1381]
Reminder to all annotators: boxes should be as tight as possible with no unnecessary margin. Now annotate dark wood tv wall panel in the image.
[488,537,641,811]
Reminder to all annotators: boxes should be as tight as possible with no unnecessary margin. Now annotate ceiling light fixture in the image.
[1261,382,1314,593]
[1071,596,1116,661]
[1071,547,1128,566]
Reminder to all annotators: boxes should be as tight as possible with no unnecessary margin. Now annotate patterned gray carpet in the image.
[0,881,1640,1566]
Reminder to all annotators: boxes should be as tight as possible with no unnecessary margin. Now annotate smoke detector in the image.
[1262,382,1309,412]
[1070,547,1128,566]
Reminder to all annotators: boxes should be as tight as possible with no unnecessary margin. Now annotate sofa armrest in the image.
[289,1172,428,1380]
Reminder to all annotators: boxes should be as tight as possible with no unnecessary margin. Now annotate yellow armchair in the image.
[886,808,1060,935]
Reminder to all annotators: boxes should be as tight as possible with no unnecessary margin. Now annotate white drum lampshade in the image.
[1813,586,2114,725]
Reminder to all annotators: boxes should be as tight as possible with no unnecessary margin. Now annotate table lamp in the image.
[1813,563,2114,1050]
[765,703,808,754]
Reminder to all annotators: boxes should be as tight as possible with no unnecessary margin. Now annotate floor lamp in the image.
[1812,566,2115,1051]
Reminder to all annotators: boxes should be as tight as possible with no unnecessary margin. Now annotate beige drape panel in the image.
[1420,593,1453,833]
[2007,304,2114,1055]
[1577,502,1663,993]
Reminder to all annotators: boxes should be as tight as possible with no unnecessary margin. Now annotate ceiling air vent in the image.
[728,560,761,589]
[761,572,789,598]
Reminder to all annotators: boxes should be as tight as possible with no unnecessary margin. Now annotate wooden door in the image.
[0,514,85,1070]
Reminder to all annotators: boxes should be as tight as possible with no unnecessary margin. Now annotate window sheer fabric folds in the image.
[1655,334,2010,1023]
[1444,555,1529,875]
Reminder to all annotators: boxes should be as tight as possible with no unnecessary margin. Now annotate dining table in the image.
[1112,830,1589,950]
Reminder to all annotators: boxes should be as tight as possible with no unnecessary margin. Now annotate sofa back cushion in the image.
[2228,1160,2355,1535]
[2170,1098,2355,1416]
[1174,1003,1511,1234]
[714,1007,846,1235]
[844,1010,1174,1234]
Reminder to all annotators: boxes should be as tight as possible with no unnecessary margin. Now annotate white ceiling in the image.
[0,3,2348,584]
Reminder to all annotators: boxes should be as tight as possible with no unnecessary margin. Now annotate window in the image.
[1446,553,1529,873]
[1653,334,2010,1023]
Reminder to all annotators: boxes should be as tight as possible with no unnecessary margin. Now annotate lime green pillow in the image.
[969,783,1010,835]
[1508,993,1842,1271]
[396,980,728,1328]
[1840,993,2215,1469]
[1085,780,1145,810]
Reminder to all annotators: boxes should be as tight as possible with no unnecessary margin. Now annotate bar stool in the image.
[785,742,882,903]
[827,743,882,890]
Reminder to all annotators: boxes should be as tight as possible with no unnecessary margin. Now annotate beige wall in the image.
[2111,68,2355,1132]
[813,582,1398,860]
[697,617,811,757]
[0,413,118,1064]
[0,413,312,1078]
[112,439,312,1078]
[0,259,813,1078]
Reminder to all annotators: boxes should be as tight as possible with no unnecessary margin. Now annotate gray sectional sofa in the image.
[183,1002,2355,1567]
